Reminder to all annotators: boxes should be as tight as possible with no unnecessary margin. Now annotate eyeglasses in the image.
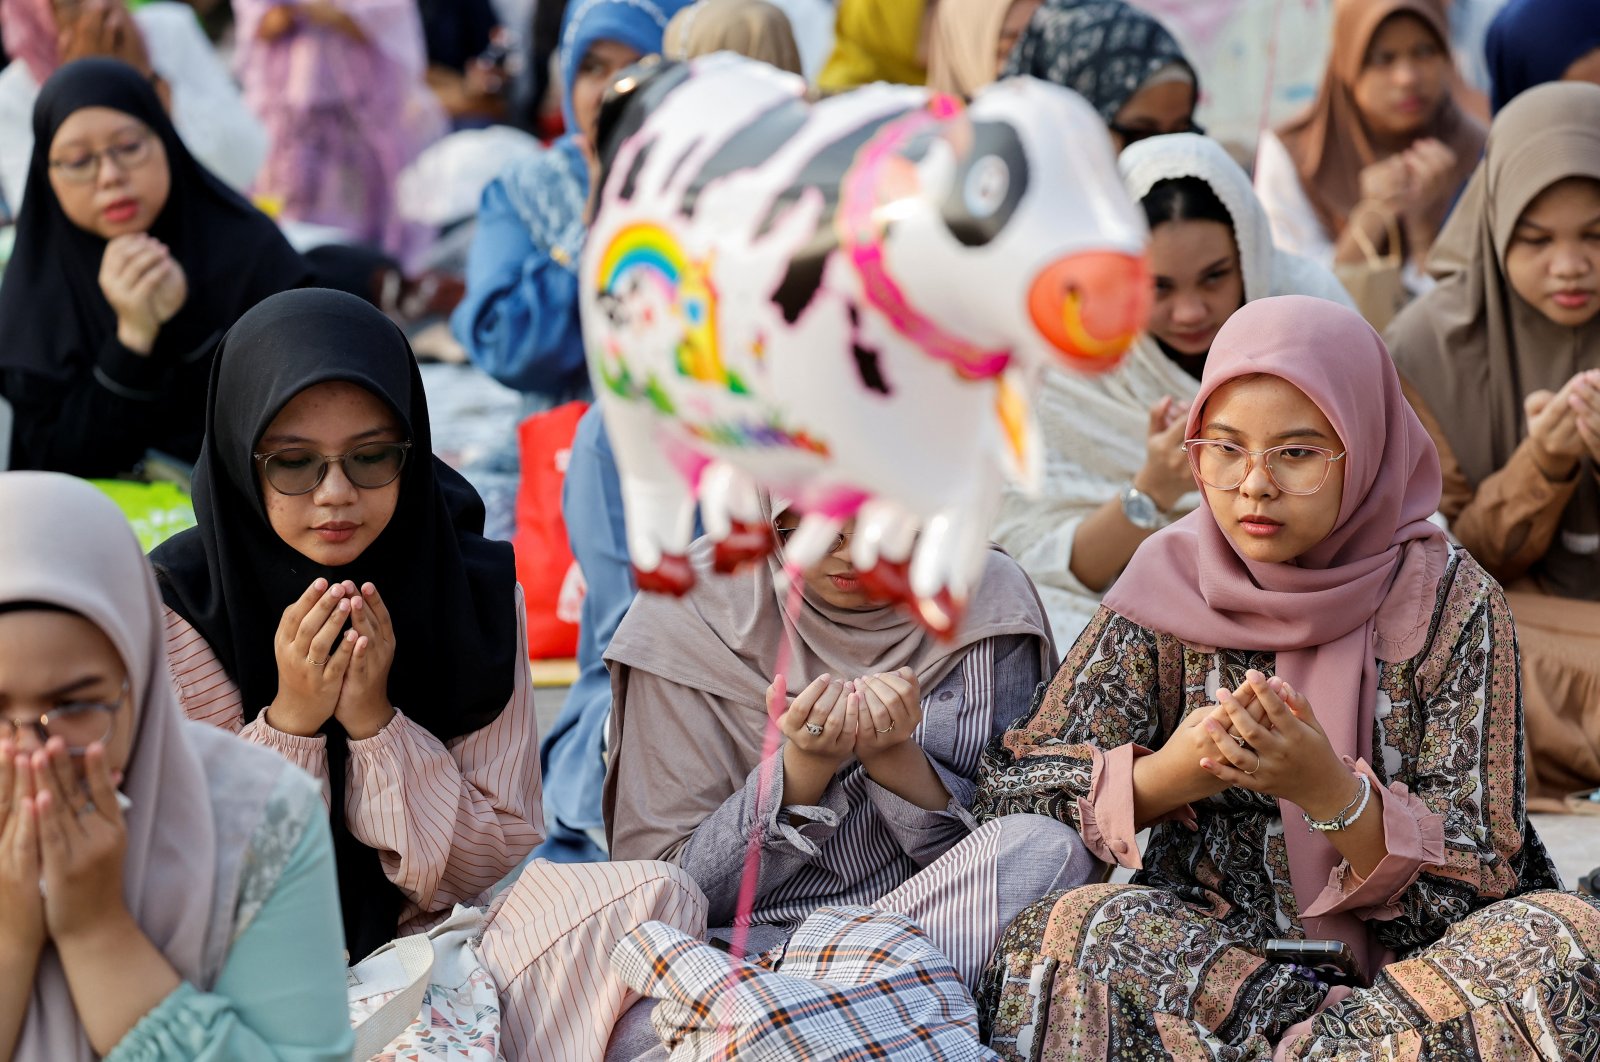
[48,132,155,186]
[774,522,854,556]
[0,678,126,753]
[253,442,412,496]
[1182,439,1346,496]
[1108,120,1205,147]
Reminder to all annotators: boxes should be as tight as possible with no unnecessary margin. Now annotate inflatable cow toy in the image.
[582,53,1150,633]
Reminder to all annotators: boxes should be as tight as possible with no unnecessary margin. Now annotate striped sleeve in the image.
[345,585,545,926]
[162,605,333,807]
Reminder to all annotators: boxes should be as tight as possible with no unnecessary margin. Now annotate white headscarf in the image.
[991,133,1352,646]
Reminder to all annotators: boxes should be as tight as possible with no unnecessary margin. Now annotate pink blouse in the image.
[162,592,544,933]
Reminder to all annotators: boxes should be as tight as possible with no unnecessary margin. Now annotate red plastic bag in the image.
[513,401,589,659]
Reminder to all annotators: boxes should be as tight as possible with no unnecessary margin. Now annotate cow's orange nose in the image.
[1027,251,1151,374]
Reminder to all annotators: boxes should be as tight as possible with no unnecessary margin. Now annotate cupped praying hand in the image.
[850,668,922,762]
[99,233,188,355]
[1196,670,1351,819]
[269,579,398,739]
[0,735,132,957]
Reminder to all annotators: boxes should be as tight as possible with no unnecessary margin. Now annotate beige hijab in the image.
[1,473,291,1061]
[602,505,1053,861]
[926,0,1014,98]
[1276,0,1484,242]
[663,0,805,75]
[1389,81,1600,600]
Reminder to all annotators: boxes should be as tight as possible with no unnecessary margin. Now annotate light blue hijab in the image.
[501,0,692,270]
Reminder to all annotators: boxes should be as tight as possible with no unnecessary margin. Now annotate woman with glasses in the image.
[0,472,350,1061]
[0,58,310,477]
[994,133,1352,648]
[1254,0,1484,298]
[0,0,268,211]
[973,296,1595,1060]
[601,492,1098,1058]
[149,288,542,963]
[1000,0,1199,153]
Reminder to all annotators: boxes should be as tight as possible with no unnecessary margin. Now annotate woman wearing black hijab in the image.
[151,288,542,959]
[0,58,309,477]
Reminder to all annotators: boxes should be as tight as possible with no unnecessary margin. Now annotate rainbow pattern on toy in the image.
[595,222,744,394]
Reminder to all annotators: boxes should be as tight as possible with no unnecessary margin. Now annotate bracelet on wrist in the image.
[1303,773,1371,833]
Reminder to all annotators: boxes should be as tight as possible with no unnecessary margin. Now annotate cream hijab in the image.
[1389,81,1600,600]
[926,0,1015,98]
[992,133,1351,645]
[663,0,805,75]
[1,472,290,1061]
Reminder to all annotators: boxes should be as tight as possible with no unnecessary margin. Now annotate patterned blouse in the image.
[974,549,1561,956]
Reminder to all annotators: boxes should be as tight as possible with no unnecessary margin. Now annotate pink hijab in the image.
[0,0,58,83]
[1104,295,1449,968]
[1,473,287,1060]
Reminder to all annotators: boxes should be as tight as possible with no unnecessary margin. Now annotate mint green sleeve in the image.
[106,810,354,1061]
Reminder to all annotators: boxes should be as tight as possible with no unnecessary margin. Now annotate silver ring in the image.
[1232,735,1247,749]
[77,802,97,817]
[804,723,824,736]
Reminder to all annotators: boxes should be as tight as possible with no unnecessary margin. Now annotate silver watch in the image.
[1120,485,1169,531]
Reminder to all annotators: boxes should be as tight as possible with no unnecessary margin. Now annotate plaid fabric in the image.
[612,906,999,1061]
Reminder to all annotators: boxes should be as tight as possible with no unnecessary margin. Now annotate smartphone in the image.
[1263,938,1363,986]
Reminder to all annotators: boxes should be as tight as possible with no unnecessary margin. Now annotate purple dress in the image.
[234,0,446,262]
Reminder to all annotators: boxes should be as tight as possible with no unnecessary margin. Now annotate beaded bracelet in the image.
[1303,773,1371,833]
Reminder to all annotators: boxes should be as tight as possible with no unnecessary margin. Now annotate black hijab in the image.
[152,288,519,958]
[0,58,308,388]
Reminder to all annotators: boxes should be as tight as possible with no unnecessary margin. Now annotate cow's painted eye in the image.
[964,156,1010,218]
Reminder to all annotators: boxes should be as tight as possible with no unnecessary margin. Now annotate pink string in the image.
[713,567,806,1048]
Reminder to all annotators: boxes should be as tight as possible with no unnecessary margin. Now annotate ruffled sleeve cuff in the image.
[241,714,331,808]
[1076,744,1196,869]
[104,982,224,1061]
[752,756,849,859]
[344,705,410,755]
[1302,758,1445,921]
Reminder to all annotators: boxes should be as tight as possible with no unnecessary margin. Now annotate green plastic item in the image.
[88,479,197,553]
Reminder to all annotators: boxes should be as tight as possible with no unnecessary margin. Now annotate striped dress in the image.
[162,590,544,934]
[610,633,1092,990]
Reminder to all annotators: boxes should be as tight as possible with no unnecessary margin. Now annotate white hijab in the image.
[992,133,1352,647]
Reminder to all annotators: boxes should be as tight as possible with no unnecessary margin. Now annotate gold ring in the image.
[309,656,328,667]
[874,725,895,734]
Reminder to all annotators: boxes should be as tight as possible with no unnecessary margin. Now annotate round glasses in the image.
[254,442,412,497]
[1,678,126,753]
[1182,439,1346,496]
[774,522,854,556]
[48,132,155,186]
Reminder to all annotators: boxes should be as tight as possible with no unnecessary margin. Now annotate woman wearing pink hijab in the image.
[973,296,1600,1059]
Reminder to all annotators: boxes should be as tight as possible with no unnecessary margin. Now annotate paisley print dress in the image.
[972,549,1600,1059]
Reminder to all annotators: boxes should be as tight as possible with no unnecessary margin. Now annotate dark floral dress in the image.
[972,549,1600,1059]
